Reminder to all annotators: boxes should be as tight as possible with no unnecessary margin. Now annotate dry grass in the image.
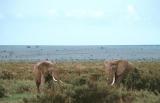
[0,60,160,103]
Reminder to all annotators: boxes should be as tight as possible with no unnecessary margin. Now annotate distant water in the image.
[0,45,160,61]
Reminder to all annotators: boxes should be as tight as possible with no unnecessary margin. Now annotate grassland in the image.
[0,60,160,103]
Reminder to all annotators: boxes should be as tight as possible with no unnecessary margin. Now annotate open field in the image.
[0,60,160,103]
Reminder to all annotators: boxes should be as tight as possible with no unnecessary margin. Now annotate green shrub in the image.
[14,81,33,93]
[0,70,14,79]
[24,77,127,103]
[70,84,120,103]
[35,93,66,103]
[70,74,88,86]
[122,68,143,90]
[132,90,160,103]
[0,85,6,98]
[122,68,160,93]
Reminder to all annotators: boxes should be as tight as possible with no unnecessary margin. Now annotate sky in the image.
[0,0,160,45]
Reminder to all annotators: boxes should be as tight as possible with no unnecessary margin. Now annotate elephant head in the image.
[104,60,134,85]
[33,61,63,93]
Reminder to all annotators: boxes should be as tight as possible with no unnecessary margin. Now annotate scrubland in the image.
[0,60,160,103]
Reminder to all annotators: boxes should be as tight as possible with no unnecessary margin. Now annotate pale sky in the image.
[0,0,160,45]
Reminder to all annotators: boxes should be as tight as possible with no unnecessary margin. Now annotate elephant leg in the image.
[41,75,45,93]
[36,80,41,93]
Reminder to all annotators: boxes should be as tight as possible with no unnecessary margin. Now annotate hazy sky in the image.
[0,0,160,45]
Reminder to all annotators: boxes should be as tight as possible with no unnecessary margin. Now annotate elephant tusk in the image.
[52,76,58,82]
[111,74,115,85]
[52,75,64,84]
[59,80,63,84]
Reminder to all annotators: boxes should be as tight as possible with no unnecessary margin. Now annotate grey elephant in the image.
[104,60,135,85]
[33,61,62,93]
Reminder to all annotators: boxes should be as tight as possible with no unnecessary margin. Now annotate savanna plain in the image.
[0,60,160,103]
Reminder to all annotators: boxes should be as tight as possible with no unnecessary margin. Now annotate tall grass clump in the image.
[24,74,132,103]
[0,85,6,98]
[0,70,14,79]
[122,63,160,93]
[122,68,143,90]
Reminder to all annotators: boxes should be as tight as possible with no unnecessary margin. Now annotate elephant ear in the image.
[116,62,127,76]
[104,60,113,71]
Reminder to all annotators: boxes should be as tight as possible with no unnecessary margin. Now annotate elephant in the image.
[33,60,62,93]
[104,60,135,85]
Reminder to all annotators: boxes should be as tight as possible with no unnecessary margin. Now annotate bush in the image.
[0,85,6,98]
[70,84,120,103]
[70,74,88,86]
[24,76,129,103]
[122,68,143,90]
[132,90,160,103]
[35,93,66,103]
[0,70,14,79]
[122,68,160,93]
[14,81,32,93]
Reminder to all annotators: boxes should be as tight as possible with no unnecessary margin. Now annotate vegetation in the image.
[0,60,160,103]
